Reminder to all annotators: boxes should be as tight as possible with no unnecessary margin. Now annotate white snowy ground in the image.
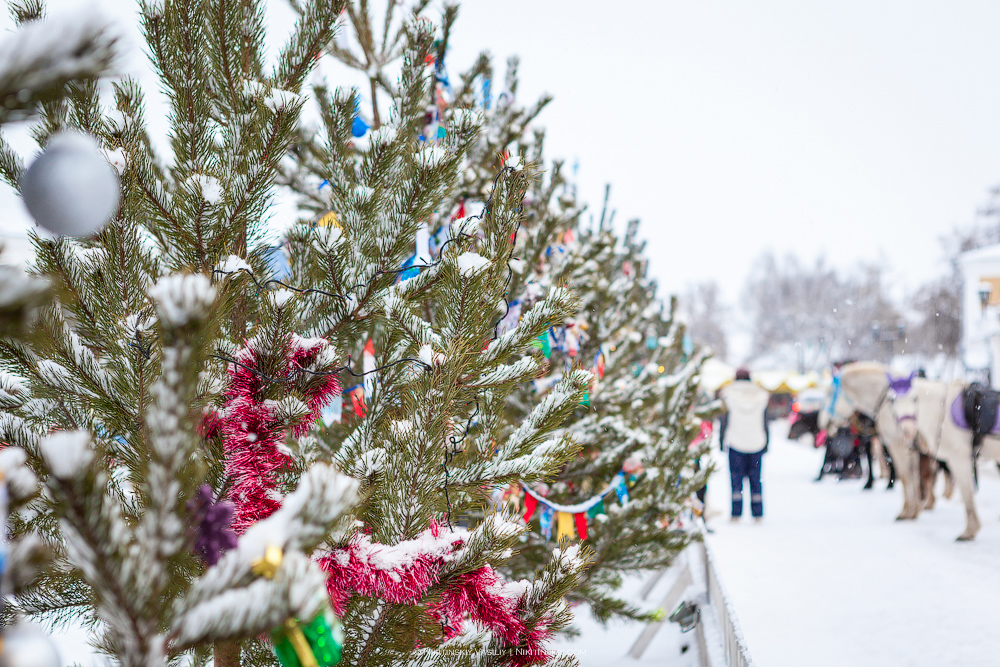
[705,420,1000,667]
[551,572,701,667]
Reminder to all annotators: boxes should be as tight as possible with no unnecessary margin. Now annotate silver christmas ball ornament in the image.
[19,131,120,237]
[0,622,61,667]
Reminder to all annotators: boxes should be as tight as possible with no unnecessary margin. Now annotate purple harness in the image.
[950,393,1000,433]
[888,374,916,423]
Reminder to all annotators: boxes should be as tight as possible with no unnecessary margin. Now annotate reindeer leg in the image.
[863,440,875,490]
[893,444,920,521]
[946,454,981,541]
[940,459,954,500]
[885,443,896,489]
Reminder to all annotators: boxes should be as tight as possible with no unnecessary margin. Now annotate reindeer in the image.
[821,363,922,520]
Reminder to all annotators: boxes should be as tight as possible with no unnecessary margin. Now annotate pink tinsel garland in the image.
[220,336,341,533]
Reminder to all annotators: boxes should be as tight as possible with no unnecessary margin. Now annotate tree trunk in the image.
[214,640,241,667]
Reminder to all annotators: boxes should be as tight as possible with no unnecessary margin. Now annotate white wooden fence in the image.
[628,525,755,667]
[699,536,755,667]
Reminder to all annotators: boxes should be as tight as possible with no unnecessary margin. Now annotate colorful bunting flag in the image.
[556,512,575,541]
[317,211,340,229]
[265,245,291,280]
[349,386,366,418]
[414,222,431,264]
[539,505,554,540]
[523,494,538,523]
[587,500,605,519]
[363,339,375,400]
[399,255,419,282]
[497,300,521,336]
[574,512,588,540]
[531,334,551,359]
[691,420,713,447]
[613,472,629,505]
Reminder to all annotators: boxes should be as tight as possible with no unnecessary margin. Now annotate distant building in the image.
[959,243,1000,386]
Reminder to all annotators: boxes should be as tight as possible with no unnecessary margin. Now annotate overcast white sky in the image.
[448,0,1000,303]
[6,0,1000,308]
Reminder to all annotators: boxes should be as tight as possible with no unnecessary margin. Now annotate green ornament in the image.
[272,606,344,667]
[587,499,605,519]
[580,392,590,407]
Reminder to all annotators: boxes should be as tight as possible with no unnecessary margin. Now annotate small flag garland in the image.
[514,461,642,542]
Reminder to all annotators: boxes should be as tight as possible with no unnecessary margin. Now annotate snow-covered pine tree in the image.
[303,0,711,626]
[274,11,597,666]
[502,203,712,623]
[0,1,361,666]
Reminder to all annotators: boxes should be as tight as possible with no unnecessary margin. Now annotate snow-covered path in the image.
[705,422,1000,667]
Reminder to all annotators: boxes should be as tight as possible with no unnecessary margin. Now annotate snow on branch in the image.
[147,273,216,328]
[38,429,94,480]
[0,7,118,124]
[171,551,329,648]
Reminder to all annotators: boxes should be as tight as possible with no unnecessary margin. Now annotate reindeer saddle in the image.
[951,383,1000,453]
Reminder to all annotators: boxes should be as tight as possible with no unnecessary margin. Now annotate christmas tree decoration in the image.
[523,493,538,522]
[252,544,284,579]
[317,211,341,229]
[19,131,120,236]
[0,622,61,667]
[187,485,237,566]
[271,608,344,667]
[362,339,375,400]
[556,511,575,540]
[539,505,555,540]
[351,115,369,138]
[574,513,589,540]
[221,336,342,533]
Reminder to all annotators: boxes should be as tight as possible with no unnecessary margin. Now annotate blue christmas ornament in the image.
[351,116,369,138]
[436,125,447,139]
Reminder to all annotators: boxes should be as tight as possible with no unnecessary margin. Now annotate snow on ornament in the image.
[20,131,120,237]
[0,622,61,667]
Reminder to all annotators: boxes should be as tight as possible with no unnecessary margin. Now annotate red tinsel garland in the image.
[218,336,552,664]
[319,521,552,666]
[220,335,341,533]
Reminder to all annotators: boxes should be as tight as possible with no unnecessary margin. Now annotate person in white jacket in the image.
[719,368,771,522]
